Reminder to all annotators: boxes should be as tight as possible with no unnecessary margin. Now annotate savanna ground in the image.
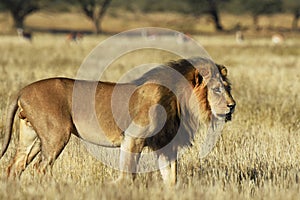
[0,12,300,199]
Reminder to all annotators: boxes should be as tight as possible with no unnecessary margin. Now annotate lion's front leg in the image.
[158,154,178,186]
[115,135,144,184]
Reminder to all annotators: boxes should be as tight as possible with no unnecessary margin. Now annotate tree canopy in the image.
[0,0,45,28]
[0,0,298,32]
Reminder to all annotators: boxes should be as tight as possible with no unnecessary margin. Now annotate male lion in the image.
[0,57,235,185]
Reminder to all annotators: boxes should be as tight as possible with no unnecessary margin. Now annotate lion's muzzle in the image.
[225,102,235,122]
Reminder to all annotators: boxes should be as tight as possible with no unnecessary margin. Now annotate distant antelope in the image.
[141,29,157,40]
[175,32,191,44]
[17,28,32,41]
[66,32,83,43]
[235,31,244,43]
[272,33,284,44]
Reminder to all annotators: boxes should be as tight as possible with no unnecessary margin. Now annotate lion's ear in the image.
[194,69,205,86]
[216,64,227,77]
[195,70,203,86]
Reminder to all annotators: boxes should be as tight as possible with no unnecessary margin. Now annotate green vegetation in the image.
[0,33,299,199]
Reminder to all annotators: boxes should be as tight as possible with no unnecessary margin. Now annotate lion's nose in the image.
[227,103,236,110]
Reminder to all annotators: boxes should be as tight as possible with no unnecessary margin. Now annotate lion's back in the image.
[20,78,74,104]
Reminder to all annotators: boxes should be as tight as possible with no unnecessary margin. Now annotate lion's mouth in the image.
[216,113,232,122]
[225,113,232,122]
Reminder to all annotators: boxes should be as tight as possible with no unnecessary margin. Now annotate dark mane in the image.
[132,57,229,86]
[132,58,201,86]
[132,57,232,158]
[134,57,210,155]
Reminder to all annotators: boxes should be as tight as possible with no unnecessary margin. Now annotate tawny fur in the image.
[0,57,235,185]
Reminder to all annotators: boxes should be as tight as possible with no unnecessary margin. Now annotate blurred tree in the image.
[206,0,224,31]
[0,0,45,28]
[77,0,112,34]
[129,0,189,13]
[186,0,230,31]
[283,0,300,30]
[230,0,282,30]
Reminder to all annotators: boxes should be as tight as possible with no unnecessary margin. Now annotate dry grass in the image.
[0,32,299,199]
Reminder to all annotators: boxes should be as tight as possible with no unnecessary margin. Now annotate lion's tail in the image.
[1,95,19,158]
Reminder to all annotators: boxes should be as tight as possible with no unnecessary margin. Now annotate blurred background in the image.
[0,0,299,35]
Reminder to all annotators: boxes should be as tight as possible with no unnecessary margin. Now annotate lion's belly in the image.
[72,102,125,147]
[71,80,128,147]
[74,119,123,147]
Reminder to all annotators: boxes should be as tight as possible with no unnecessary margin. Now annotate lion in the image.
[0,57,235,185]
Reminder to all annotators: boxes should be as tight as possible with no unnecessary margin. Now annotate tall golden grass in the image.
[0,32,299,199]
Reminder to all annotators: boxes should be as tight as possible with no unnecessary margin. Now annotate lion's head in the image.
[213,63,235,121]
[176,57,236,157]
[166,57,235,123]
[196,62,235,122]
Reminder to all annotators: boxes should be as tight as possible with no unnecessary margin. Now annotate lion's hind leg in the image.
[34,125,71,175]
[26,138,41,165]
[7,119,39,179]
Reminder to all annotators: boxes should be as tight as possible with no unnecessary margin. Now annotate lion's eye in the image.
[212,87,221,93]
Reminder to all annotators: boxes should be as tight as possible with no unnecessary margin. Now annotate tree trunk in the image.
[206,0,223,31]
[210,9,223,31]
[292,10,300,30]
[95,0,111,34]
[93,18,100,34]
[253,15,260,31]
[12,13,25,29]
[80,0,112,34]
